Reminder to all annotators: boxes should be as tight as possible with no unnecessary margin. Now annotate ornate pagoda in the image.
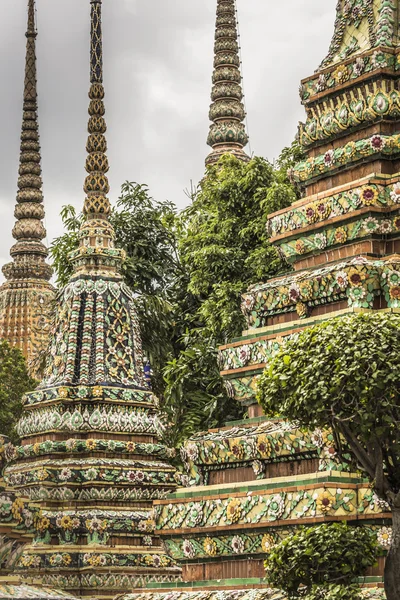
[206,0,249,166]
[4,1,180,597]
[0,435,76,600]
[119,2,399,600]
[0,0,55,378]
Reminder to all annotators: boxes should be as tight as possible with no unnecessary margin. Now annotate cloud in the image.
[0,0,337,283]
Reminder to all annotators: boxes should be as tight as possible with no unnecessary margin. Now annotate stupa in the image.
[206,0,250,166]
[0,0,55,378]
[4,1,180,597]
[119,2,396,599]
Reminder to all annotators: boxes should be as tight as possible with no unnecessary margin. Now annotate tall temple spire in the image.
[0,0,54,375]
[5,1,179,595]
[69,0,124,280]
[206,0,250,166]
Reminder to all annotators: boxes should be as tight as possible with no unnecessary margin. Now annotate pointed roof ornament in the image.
[68,0,125,279]
[206,0,250,167]
[2,0,52,284]
[0,0,54,375]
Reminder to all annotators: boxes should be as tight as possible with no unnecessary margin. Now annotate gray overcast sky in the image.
[0,0,337,281]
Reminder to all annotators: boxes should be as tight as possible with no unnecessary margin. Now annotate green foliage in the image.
[0,341,37,443]
[179,154,293,342]
[51,153,297,448]
[162,333,237,447]
[49,205,82,286]
[264,523,378,598]
[113,183,180,295]
[50,183,179,294]
[257,311,400,500]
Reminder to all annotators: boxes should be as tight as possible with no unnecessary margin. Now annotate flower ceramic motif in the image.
[257,436,272,457]
[371,51,387,69]
[187,503,204,527]
[360,186,378,206]
[203,537,218,556]
[316,73,326,92]
[58,515,75,531]
[49,553,64,566]
[333,65,349,84]
[324,149,335,168]
[390,182,400,203]
[185,442,199,462]
[380,220,393,234]
[37,469,49,481]
[334,227,348,244]
[36,516,50,532]
[310,429,324,448]
[0,495,12,516]
[288,283,301,303]
[294,239,306,255]
[59,468,72,482]
[241,295,255,315]
[126,471,138,483]
[296,302,308,319]
[369,134,385,152]
[231,535,245,554]
[65,438,77,452]
[226,498,242,524]
[182,539,196,559]
[347,267,365,287]
[238,345,251,366]
[353,56,365,76]
[388,271,400,286]
[316,490,334,514]
[261,533,275,553]
[268,494,285,520]
[334,270,348,289]
[314,232,327,250]
[86,439,97,451]
[362,217,380,233]
[84,468,98,481]
[377,526,392,548]
[252,460,264,477]
[230,441,244,460]
[92,386,103,398]
[389,285,400,301]
[86,516,108,532]
[305,204,318,224]
[4,443,16,461]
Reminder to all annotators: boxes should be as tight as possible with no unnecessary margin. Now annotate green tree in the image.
[264,523,378,599]
[0,341,36,443]
[179,154,294,342]
[160,154,295,444]
[257,311,400,600]
[51,153,297,448]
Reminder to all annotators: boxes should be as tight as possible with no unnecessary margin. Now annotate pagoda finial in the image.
[2,0,52,284]
[70,0,124,276]
[205,0,250,167]
[0,0,55,376]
